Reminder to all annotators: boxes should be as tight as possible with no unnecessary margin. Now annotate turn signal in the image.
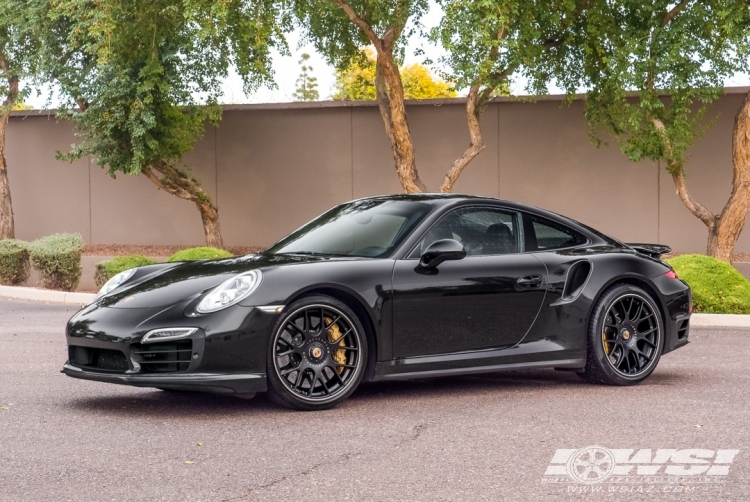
[665,270,679,279]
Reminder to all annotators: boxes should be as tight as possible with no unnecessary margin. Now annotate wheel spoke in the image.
[293,367,307,390]
[286,321,305,338]
[641,337,656,348]
[632,301,644,323]
[639,326,658,336]
[280,366,297,376]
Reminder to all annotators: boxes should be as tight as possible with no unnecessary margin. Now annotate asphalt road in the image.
[1,299,749,502]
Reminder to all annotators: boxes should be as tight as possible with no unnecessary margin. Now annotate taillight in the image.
[665,270,678,279]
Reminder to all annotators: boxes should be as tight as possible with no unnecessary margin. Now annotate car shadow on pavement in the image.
[66,368,686,416]
[68,389,284,417]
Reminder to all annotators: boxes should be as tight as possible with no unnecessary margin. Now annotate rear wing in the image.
[626,243,672,259]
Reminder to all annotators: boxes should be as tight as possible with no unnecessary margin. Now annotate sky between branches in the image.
[22,1,750,109]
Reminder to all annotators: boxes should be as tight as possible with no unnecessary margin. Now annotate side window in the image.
[412,207,519,257]
[522,213,586,251]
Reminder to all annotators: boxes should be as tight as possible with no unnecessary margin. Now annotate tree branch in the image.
[662,0,691,26]
[330,0,381,47]
[440,84,485,192]
[651,118,716,227]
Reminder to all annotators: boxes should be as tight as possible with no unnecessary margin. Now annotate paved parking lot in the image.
[1,298,748,501]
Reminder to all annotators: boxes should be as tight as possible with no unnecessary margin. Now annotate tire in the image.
[266,295,368,411]
[579,284,664,385]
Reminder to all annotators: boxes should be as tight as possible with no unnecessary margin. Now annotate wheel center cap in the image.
[622,330,631,340]
[308,343,325,361]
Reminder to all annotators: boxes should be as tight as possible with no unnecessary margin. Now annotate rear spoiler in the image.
[626,243,672,259]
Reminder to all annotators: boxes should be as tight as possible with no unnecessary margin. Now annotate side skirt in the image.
[372,357,585,381]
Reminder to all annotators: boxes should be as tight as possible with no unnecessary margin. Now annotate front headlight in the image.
[196,270,262,313]
[95,268,136,299]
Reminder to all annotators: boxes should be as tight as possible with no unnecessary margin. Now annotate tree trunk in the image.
[0,110,15,239]
[656,91,750,262]
[708,91,750,261]
[142,162,224,248]
[197,199,223,248]
[440,85,485,193]
[374,52,426,193]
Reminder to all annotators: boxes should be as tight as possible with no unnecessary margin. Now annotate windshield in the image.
[266,199,433,258]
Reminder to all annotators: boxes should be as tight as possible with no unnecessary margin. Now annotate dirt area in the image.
[82,244,265,258]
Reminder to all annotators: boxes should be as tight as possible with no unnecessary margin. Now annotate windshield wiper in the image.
[275,251,351,257]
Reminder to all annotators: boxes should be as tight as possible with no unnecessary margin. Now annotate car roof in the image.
[352,193,618,246]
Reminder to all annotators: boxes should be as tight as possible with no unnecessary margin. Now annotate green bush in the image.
[0,239,31,285]
[28,233,84,291]
[166,247,233,262]
[94,255,158,288]
[666,254,750,314]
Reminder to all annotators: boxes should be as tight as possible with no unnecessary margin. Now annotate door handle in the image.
[517,275,542,288]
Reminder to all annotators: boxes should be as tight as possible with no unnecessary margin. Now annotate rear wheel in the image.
[266,295,367,410]
[579,284,663,385]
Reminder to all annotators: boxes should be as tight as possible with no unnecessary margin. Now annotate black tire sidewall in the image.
[587,284,664,385]
[266,295,368,410]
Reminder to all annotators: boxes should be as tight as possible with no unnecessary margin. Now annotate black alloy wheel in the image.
[266,295,367,410]
[579,284,663,385]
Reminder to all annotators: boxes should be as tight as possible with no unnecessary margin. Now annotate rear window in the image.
[523,214,587,251]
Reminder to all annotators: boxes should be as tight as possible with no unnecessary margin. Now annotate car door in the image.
[391,206,548,358]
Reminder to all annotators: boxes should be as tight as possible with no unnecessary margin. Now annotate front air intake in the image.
[131,340,193,373]
[69,346,129,372]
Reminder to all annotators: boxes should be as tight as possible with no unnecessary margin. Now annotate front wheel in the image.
[579,284,663,385]
[266,295,368,410]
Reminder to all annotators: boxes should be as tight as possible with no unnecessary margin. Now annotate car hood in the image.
[98,253,336,309]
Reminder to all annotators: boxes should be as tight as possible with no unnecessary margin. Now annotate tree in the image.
[38,0,288,247]
[293,53,320,101]
[333,48,455,100]
[294,0,431,193]
[548,0,750,261]
[0,1,40,240]
[433,0,579,192]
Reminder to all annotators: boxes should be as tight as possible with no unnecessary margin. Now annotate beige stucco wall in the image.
[6,89,749,253]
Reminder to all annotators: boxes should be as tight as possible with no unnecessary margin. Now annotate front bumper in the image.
[63,301,279,395]
[61,363,266,395]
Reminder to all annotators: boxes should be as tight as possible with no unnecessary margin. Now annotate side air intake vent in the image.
[677,319,689,340]
[562,261,592,301]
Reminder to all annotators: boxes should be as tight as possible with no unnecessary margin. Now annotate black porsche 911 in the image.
[63,194,691,410]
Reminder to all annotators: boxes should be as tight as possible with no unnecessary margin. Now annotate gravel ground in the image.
[0,299,748,501]
[81,245,264,258]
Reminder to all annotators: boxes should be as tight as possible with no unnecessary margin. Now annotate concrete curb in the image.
[690,313,750,328]
[0,285,96,305]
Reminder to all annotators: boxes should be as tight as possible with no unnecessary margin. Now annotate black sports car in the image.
[63,194,691,410]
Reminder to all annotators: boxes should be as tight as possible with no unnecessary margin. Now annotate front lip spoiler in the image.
[61,363,266,395]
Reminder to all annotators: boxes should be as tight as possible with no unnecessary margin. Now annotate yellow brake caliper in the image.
[325,317,347,373]
[603,332,611,354]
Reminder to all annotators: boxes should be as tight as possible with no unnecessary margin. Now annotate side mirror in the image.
[419,239,467,269]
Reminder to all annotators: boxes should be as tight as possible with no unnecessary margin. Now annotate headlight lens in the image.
[95,268,136,299]
[196,270,262,313]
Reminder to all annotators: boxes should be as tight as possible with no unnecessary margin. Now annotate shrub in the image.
[0,239,31,285]
[94,255,158,288]
[666,254,750,314]
[166,247,233,262]
[28,233,84,291]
